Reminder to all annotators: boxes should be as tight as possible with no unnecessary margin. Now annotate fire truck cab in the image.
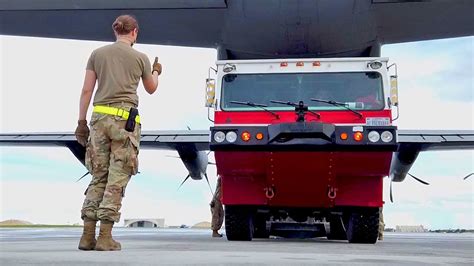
[207,58,399,243]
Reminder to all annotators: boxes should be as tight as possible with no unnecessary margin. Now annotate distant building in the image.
[124,218,165,228]
[395,225,428,233]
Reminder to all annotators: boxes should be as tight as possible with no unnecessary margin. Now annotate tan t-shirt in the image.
[86,41,152,107]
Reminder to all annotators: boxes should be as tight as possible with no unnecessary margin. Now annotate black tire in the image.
[327,215,347,240]
[253,215,270,239]
[225,206,254,241]
[346,208,379,244]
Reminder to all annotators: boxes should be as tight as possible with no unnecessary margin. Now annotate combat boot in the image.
[78,218,97,250]
[95,221,121,251]
[212,230,223,237]
[378,233,384,241]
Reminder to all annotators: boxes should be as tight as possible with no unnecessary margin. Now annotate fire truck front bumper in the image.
[210,122,397,152]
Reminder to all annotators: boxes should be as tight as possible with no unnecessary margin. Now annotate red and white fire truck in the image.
[208,58,398,243]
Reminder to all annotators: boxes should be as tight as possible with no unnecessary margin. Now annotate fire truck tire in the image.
[327,215,347,240]
[253,215,270,239]
[225,206,254,241]
[346,208,379,244]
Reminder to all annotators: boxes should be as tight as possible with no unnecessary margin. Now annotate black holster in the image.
[125,107,139,132]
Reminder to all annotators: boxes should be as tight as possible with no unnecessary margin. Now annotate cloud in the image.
[1,36,472,229]
[383,37,473,103]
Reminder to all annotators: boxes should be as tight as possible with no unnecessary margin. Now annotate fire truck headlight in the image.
[368,131,380,143]
[225,131,237,143]
[368,61,382,69]
[381,131,394,143]
[214,131,226,143]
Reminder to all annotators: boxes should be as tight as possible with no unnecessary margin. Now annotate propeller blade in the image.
[390,181,394,203]
[204,173,214,196]
[463,173,473,180]
[408,173,430,185]
[187,126,191,130]
[207,151,212,155]
[178,174,191,190]
[76,172,90,182]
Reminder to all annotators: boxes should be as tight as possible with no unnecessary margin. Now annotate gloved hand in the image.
[75,120,89,147]
[152,57,162,75]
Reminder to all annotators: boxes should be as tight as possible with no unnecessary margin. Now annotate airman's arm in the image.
[142,57,160,94]
[78,70,97,120]
[143,71,159,94]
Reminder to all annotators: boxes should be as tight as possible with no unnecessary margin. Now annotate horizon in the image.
[0,35,473,230]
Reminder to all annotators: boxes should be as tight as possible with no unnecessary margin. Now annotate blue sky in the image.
[0,35,473,229]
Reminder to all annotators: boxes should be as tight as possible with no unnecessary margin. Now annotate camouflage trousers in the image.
[81,112,140,223]
[210,177,224,231]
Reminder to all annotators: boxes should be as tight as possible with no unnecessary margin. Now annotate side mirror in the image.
[390,75,399,107]
[205,78,216,107]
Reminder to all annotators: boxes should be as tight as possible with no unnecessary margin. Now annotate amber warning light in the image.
[340,132,348,140]
[256,132,264,140]
[353,132,364,142]
[241,131,251,142]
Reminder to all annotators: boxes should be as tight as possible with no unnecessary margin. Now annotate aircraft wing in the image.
[0,131,210,165]
[1,0,472,58]
[2,129,472,183]
[0,0,227,48]
[373,0,474,44]
[390,130,474,182]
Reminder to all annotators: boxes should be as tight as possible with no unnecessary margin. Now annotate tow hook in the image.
[327,186,337,199]
[265,187,275,199]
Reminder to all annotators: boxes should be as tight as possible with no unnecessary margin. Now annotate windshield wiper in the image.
[229,100,280,119]
[310,98,363,118]
[270,100,321,120]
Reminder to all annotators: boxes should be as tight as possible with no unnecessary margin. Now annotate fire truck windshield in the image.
[221,72,384,111]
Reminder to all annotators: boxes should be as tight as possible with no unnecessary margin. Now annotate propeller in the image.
[390,172,430,203]
[76,172,90,182]
[178,174,191,190]
[407,173,430,185]
[204,173,214,195]
[463,173,473,180]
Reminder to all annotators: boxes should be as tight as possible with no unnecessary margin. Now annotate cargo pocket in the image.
[127,135,139,176]
[84,142,94,174]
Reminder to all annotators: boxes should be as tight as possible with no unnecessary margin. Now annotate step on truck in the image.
[207,58,399,243]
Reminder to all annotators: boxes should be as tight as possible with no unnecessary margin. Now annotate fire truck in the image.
[207,58,398,243]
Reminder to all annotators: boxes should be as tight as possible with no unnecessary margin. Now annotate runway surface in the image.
[0,228,473,265]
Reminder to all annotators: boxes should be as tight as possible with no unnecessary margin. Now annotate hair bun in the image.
[112,15,139,35]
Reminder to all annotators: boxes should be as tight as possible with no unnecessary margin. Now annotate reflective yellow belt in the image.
[93,105,140,123]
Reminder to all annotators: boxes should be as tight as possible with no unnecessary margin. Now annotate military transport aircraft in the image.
[1,0,473,243]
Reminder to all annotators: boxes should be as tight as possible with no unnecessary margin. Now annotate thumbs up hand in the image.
[152,57,162,75]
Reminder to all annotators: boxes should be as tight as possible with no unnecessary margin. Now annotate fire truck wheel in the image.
[327,215,347,240]
[253,215,270,239]
[346,208,379,244]
[225,206,254,241]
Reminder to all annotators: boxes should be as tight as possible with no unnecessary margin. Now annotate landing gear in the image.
[326,215,347,240]
[225,206,254,241]
[346,208,379,244]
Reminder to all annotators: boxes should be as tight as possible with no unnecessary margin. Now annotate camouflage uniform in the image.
[81,109,140,223]
[210,177,224,231]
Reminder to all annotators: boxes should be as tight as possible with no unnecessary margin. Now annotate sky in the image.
[0,35,473,229]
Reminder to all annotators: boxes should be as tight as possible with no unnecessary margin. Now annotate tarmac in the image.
[0,228,473,265]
